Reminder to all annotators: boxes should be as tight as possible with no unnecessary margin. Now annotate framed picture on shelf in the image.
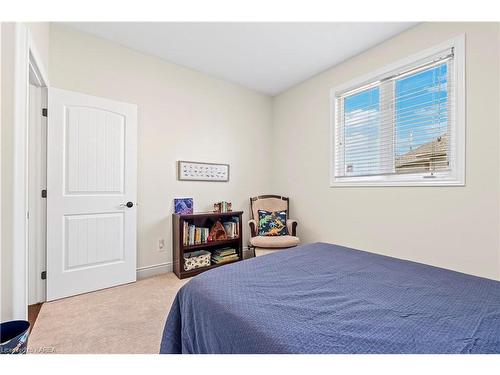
[174,198,194,214]
[177,160,229,182]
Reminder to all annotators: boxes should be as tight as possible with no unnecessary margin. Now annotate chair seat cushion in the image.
[250,235,300,248]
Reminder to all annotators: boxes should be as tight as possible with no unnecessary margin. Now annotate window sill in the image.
[330,174,465,187]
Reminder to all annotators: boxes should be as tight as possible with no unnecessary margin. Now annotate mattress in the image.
[160,242,500,353]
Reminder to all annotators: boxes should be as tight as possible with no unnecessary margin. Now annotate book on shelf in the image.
[183,221,188,245]
[212,255,238,264]
[182,216,239,247]
[214,247,236,257]
[183,222,210,246]
[189,225,195,246]
[211,247,239,264]
[222,217,239,239]
[197,228,205,244]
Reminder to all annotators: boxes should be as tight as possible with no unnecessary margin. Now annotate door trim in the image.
[28,84,48,305]
[10,23,49,320]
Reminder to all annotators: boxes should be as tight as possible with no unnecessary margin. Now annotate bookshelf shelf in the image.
[182,238,240,251]
[172,211,244,279]
[179,258,241,278]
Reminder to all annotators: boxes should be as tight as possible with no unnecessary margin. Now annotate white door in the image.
[46,88,137,301]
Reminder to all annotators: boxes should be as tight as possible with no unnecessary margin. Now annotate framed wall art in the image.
[177,161,230,182]
[173,198,194,214]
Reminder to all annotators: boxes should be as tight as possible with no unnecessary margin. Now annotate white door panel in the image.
[47,88,137,301]
[66,106,125,194]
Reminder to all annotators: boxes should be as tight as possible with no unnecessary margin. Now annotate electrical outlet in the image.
[158,239,166,252]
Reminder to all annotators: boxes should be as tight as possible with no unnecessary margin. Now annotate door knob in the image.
[120,202,134,208]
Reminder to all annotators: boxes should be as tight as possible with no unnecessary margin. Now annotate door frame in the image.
[11,23,49,319]
[28,84,48,305]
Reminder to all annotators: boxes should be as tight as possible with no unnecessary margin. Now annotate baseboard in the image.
[136,262,173,280]
[136,247,252,279]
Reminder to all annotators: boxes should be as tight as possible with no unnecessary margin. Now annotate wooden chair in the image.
[248,195,299,256]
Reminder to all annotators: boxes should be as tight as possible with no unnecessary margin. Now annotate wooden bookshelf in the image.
[172,211,244,279]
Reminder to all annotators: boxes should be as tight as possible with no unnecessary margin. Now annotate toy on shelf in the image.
[209,221,227,241]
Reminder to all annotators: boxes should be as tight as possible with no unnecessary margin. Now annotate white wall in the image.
[49,24,273,271]
[25,22,50,72]
[272,22,500,280]
[1,22,17,322]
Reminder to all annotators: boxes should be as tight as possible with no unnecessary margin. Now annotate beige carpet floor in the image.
[28,273,189,354]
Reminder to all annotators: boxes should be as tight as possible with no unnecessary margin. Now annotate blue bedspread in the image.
[160,242,500,353]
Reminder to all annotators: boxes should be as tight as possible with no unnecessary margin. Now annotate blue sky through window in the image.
[342,63,448,175]
[395,63,448,156]
[344,87,380,175]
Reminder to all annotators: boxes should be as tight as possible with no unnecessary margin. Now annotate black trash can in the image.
[0,320,30,354]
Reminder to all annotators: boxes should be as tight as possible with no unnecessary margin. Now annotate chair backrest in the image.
[250,195,290,223]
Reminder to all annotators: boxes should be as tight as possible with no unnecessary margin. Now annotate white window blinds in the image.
[333,47,456,181]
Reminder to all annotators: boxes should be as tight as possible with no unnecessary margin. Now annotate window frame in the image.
[330,35,465,187]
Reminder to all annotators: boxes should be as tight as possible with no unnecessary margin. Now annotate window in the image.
[331,36,465,186]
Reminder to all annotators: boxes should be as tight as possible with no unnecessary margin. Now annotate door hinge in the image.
[42,108,48,117]
[41,189,47,198]
[41,271,47,280]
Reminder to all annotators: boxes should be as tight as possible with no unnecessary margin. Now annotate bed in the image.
[160,242,500,354]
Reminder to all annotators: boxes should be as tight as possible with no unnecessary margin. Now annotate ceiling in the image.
[62,22,418,96]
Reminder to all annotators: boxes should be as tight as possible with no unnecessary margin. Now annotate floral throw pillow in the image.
[257,210,288,236]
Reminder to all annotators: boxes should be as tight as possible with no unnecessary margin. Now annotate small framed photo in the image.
[177,161,229,182]
[174,198,194,214]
